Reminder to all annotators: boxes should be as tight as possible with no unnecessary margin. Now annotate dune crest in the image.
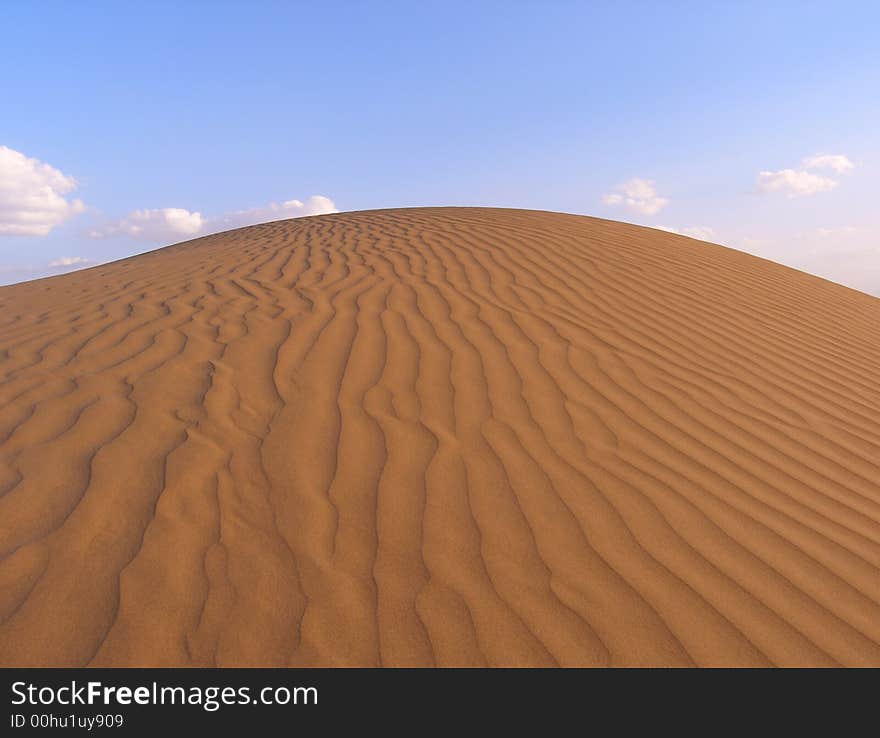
[0,207,878,667]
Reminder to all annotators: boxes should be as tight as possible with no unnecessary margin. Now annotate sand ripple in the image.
[0,208,878,666]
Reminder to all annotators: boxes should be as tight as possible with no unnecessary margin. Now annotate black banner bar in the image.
[1,667,873,732]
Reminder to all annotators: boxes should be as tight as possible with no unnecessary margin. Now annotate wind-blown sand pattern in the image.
[0,207,878,667]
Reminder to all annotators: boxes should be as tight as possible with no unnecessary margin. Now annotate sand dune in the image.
[0,207,878,667]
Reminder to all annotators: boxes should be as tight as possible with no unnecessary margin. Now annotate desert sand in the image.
[0,207,878,667]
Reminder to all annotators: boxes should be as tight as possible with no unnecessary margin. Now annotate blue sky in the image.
[2,1,878,293]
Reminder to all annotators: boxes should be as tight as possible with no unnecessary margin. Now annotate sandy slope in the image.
[0,207,878,667]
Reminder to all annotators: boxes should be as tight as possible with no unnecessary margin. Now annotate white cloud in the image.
[0,256,97,285]
[0,145,86,236]
[683,226,716,241]
[602,178,668,216]
[657,224,716,241]
[91,195,338,243]
[90,207,205,241]
[213,195,338,232]
[757,152,855,198]
[801,153,855,174]
[757,168,838,197]
[738,236,774,252]
[812,225,861,239]
[48,256,92,268]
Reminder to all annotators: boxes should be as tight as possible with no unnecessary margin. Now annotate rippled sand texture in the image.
[0,208,878,667]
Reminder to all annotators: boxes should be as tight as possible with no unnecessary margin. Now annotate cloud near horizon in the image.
[90,195,338,243]
[657,224,716,241]
[0,145,86,236]
[48,255,92,268]
[89,207,205,241]
[0,255,95,285]
[757,153,854,197]
[793,226,879,297]
[212,195,338,232]
[602,178,668,216]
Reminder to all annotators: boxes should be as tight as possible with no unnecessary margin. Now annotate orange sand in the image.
[0,207,878,667]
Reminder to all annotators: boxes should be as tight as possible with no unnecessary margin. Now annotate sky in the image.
[1,1,878,295]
